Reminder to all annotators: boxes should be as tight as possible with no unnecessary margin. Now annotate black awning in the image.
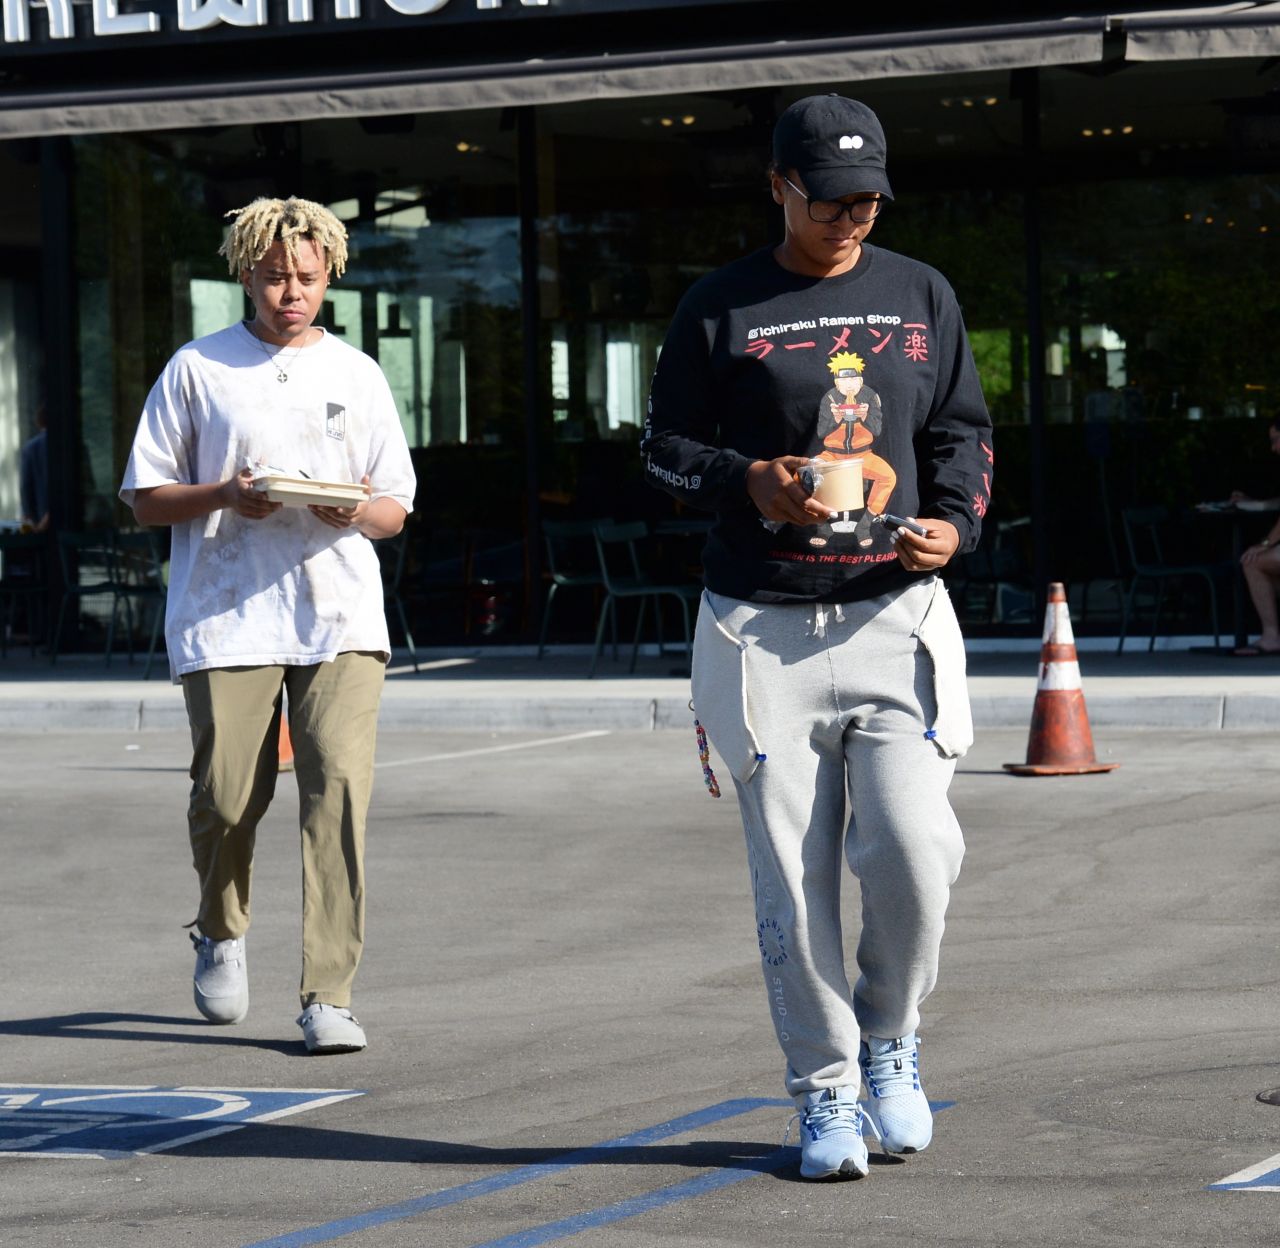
[1122,2,1280,61]
[0,16,1106,139]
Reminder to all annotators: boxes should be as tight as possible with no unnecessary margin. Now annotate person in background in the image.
[643,95,992,1180]
[119,196,416,1053]
[1232,416,1280,656]
[19,404,49,533]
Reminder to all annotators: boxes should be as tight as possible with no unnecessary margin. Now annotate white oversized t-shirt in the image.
[120,323,417,681]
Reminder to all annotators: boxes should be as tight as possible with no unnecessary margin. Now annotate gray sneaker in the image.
[190,931,248,1024]
[297,1003,367,1054]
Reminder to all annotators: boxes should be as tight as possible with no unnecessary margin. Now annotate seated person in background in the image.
[1232,416,1280,657]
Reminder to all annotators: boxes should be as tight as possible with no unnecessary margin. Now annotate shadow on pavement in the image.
[0,1010,301,1055]
[181,1124,814,1173]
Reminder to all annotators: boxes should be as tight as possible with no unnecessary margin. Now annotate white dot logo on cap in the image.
[839,135,864,151]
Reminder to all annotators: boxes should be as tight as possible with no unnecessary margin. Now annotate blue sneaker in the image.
[790,1086,869,1180]
[860,1033,932,1153]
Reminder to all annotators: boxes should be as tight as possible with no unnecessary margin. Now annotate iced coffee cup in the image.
[805,457,864,513]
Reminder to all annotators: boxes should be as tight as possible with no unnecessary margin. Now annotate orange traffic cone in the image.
[277,714,295,773]
[1004,582,1119,777]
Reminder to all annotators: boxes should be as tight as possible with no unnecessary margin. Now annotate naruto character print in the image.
[809,351,897,548]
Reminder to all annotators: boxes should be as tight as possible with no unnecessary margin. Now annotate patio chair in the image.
[50,530,124,666]
[0,531,49,658]
[111,528,167,679]
[588,520,701,678]
[1117,505,1228,653]
[376,530,418,671]
[536,518,612,659]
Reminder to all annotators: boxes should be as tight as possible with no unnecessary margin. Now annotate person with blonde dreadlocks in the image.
[119,196,416,1054]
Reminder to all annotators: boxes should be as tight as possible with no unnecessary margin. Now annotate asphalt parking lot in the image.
[1,724,1278,1247]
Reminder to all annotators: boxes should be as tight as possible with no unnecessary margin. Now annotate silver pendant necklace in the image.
[247,323,308,383]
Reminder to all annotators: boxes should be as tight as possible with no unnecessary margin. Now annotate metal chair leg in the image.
[1148,580,1168,652]
[628,597,649,674]
[1203,573,1221,652]
[50,596,70,665]
[588,592,614,679]
[143,600,164,680]
[536,582,558,660]
[396,597,418,672]
[1117,578,1140,654]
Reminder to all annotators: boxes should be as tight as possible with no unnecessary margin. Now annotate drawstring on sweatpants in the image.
[811,602,845,638]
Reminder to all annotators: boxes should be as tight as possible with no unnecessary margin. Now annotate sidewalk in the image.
[3,641,1279,732]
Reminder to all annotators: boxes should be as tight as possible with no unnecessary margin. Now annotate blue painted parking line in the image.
[1209,1152,1280,1192]
[243,1097,953,1248]
[242,1098,790,1248]
[0,1085,362,1159]
[467,1154,795,1248]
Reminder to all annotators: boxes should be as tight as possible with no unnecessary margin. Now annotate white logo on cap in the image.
[839,135,864,150]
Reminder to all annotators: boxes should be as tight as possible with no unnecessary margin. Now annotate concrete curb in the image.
[6,686,1280,732]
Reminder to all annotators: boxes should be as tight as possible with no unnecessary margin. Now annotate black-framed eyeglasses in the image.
[782,174,884,224]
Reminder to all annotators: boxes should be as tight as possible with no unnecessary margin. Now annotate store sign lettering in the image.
[2,0,546,43]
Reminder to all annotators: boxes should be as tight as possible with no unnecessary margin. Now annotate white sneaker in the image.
[297,1003,367,1054]
[860,1033,933,1153]
[190,932,248,1024]
[789,1086,869,1180]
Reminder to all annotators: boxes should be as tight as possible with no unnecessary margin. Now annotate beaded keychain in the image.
[693,709,721,798]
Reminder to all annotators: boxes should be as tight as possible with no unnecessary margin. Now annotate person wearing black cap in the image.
[643,94,992,1180]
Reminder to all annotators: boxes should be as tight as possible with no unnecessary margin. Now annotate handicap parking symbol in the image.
[0,1084,363,1159]
[1209,1151,1280,1193]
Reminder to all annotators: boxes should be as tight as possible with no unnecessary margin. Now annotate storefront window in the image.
[536,93,770,516]
[0,144,42,531]
[33,43,1280,646]
[71,110,521,530]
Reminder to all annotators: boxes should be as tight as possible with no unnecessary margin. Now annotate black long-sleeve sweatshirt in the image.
[642,243,994,604]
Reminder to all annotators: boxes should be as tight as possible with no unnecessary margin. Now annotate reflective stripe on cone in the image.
[1004,581,1119,776]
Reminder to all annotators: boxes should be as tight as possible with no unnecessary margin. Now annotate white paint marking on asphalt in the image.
[385,657,475,676]
[1210,1151,1280,1191]
[374,730,611,770]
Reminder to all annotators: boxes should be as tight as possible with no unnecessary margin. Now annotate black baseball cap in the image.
[772,95,893,202]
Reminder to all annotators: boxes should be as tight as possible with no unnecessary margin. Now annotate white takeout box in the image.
[252,475,367,509]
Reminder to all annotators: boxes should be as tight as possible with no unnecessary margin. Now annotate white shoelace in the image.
[863,1038,921,1098]
[783,1095,868,1147]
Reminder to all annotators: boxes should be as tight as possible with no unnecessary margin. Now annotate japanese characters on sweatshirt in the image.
[642,243,994,603]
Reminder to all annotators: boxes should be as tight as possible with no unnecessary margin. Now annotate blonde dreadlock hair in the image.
[218,196,349,279]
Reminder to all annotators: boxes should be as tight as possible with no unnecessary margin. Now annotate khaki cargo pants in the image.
[181,652,385,1009]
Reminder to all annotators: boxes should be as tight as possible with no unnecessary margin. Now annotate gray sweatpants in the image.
[691,576,971,1098]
